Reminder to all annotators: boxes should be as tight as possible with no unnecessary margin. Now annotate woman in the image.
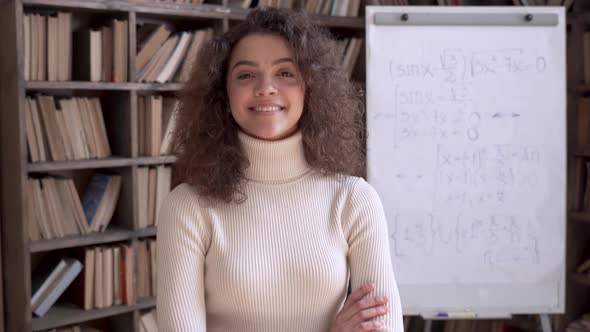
[157,7,403,332]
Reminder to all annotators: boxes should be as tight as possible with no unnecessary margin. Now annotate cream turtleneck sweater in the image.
[157,131,403,331]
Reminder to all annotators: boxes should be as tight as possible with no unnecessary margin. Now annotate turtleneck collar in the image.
[238,130,311,183]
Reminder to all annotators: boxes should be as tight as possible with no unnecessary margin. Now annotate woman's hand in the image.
[330,283,389,332]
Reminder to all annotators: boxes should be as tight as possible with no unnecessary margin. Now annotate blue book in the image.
[81,174,111,230]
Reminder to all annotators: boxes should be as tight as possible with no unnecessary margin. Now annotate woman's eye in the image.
[279,71,294,77]
[237,73,253,80]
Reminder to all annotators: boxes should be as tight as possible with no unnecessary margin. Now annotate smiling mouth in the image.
[248,106,286,112]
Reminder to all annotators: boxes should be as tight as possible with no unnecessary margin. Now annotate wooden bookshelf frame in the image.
[0,0,366,330]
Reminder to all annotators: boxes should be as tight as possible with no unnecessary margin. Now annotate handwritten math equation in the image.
[378,48,548,265]
[391,212,540,265]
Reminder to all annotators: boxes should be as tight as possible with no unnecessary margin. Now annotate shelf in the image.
[29,227,135,253]
[310,14,364,29]
[31,298,156,331]
[136,226,157,238]
[132,83,183,91]
[30,227,157,253]
[25,81,184,91]
[23,0,130,12]
[573,149,590,157]
[570,212,590,224]
[571,273,590,287]
[136,155,177,166]
[22,0,365,29]
[223,7,364,28]
[28,157,135,172]
[26,81,135,91]
[27,156,176,172]
[133,2,231,19]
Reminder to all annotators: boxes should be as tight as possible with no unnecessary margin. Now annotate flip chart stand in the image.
[374,12,558,26]
[419,312,552,332]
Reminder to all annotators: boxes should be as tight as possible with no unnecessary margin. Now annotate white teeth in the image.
[252,106,282,112]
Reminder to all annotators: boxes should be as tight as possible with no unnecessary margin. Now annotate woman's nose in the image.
[255,76,278,96]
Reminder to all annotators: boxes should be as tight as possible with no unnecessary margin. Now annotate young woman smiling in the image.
[157,7,403,332]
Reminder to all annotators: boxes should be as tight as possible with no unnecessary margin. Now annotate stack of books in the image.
[67,244,137,310]
[138,95,178,157]
[23,12,72,81]
[25,96,111,162]
[26,173,122,241]
[302,0,362,17]
[137,239,157,300]
[335,37,363,79]
[73,19,129,82]
[135,24,213,83]
[136,166,173,228]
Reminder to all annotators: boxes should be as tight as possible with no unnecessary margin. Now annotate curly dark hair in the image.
[172,7,365,203]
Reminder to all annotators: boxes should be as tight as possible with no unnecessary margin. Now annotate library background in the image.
[0,0,586,331]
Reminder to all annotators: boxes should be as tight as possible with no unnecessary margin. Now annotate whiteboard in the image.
[365,6,566,315]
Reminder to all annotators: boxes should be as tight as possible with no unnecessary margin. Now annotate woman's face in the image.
[226,33,306,141]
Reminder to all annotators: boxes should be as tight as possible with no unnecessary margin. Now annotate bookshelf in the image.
[0,0,367,331]
[567,2,590,331]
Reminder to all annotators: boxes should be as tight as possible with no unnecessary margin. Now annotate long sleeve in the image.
[157,184,211,331]
[343,178,404,332]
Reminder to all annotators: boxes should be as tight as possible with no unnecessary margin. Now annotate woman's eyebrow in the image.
[231,57,295,72]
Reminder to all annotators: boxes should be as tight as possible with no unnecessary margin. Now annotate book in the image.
[101,26,113,82]
[113,247,122,305]
[74,28,103,82]
[112,19,128,82]
[58,12,72,81]
[67,247,95,310]
[136,24,172,73]
[25,179,42,241]
[24,14,30,81]
[103,247,113,307]
[94,247,104,308]
[31,178,54,239]
[121,244,136,305]
[81,174,122,232]
[146,96,163,156]
[149,240,157,297]
[160,97,178,155]
[137,241,150,299]
[140,310,158,332]
[28,98,48,161]
[139,35,179,82]
[24,97,40,162]
[156,31,193,83]
[39,15,47,81]
[155,166,172,225]
[175,29,213,83]
[31,257,83,317]
[148,168,157,226]
[47,15,59,81]
[136,167,149,229]
[37,95,67,161]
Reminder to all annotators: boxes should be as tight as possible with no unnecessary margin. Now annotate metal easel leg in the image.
[540,314,553,332]
[423,319,432,332]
